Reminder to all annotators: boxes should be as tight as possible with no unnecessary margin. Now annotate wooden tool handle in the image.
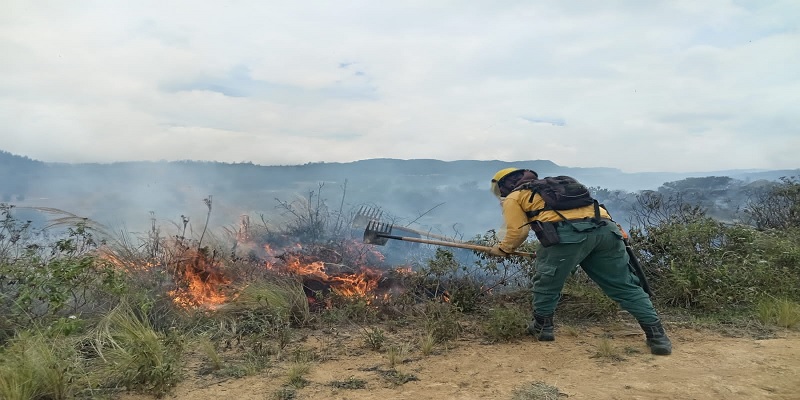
[379,234,535,257]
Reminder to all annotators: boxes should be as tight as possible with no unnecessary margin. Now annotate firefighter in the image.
[488,168,672,355]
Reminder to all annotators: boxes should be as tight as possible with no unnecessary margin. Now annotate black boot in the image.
[527,313,555,341]
[640,321,672,355]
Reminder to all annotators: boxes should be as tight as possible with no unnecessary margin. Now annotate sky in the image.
[2,0,799,173]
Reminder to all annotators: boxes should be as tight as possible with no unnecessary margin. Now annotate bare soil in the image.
[118,320,800,400]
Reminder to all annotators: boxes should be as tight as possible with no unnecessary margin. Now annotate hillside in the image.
[0,150,797,235]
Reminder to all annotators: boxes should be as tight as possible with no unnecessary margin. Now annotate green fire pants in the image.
[531,220,660,325]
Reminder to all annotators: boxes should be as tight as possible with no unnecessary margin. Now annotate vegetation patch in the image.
[756,297,800,329]
[0,175,797,397]
[93,302,184,397]
[590,337,626,362]
[482,306,528,342]
[511,381,565,400]
[327,376,368,389]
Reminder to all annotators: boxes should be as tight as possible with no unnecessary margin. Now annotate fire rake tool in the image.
[363,221,535,257]
[623,238,654,297]
[353,205,462,242]
[351,205,384,228]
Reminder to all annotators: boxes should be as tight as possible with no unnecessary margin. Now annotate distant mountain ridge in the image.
[1,149,797,235]
[3,150,796,190]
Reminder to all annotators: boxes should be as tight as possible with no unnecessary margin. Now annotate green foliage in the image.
[285,362,310,388]
[227,279,311,326]
[0,210,127,341]
[633,219,800,310]
[323,293,377,323]
[361,327,386,351]
[419,301,462,343]
[413,246,533,314]
[271,387,297,400]
[472,230,537,287]
[756,297,800,329]
[386,343,409,368]
[482,306,528,342]
[0,332,82,400]
[559,273,619,320]
[744,176,800,229]
[93,302,183,397]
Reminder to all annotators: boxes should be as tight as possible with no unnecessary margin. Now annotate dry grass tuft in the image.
[286,362,311,388]
[591,337,625,362]
[756,297,800,329]
[511,380,564,400]
[419,333,437,356]
[93,302,183,396]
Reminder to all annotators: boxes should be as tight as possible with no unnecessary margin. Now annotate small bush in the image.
[196,335,223,371]
[420,301,462,343]
[634,219,800,311]
[482,307,528,342]
[511,381,563,400]
[361,327,386,351]
[591,337,625,362]
[386,344,409,368]
[285,362,310,388]
[93,302,183,397]
[271,387,296,400]
[328,376,367,389]
[0,216,126,341]
[225,278,310,326]
[559,273,619,321]
[0,332,82,400]
[756,298,800,329]
[419,333,436,356]
[326,293,377,323]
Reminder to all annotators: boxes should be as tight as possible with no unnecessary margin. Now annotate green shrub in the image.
[420,301,462,343]
[225,278,310,326]
[361,327,386,351]
[559,273,619,321]
[0,332,82,400]
[756,297,800,329]
[93,302,183,397]
[0,214,126,340]
[634,219,800,311]
[482,306,528,342]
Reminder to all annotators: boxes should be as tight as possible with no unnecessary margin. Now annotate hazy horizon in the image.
[3,2,798,173]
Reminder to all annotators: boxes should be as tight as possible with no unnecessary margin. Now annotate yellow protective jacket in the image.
[498,189,612,253]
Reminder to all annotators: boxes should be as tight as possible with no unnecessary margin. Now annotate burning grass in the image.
[4,198,800,398]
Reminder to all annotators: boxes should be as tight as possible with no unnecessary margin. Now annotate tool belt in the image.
[553,217,613,227]
[529,217,612,248]
[525,202,611,248]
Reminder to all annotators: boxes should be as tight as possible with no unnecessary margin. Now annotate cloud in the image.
[0,0,798,172]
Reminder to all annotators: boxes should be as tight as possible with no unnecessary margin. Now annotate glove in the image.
[489,244,510,257]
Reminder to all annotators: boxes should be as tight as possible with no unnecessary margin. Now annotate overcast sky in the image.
[2,1,798,173]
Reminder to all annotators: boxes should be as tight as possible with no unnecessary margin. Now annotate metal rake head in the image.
[352,205,384,228]
[363,220,393,245]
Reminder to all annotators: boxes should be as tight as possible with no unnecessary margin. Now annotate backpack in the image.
[513,176,596,218]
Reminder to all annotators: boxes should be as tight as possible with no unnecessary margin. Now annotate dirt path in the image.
[118,322,800,400]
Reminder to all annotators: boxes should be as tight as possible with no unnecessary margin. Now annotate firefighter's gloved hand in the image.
[489,245,509,257]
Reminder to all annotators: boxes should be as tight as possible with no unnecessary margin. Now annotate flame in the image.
[99,232,392,309]
[169,260,231,309]
[266,253,382,300]
[99,245,231,309]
